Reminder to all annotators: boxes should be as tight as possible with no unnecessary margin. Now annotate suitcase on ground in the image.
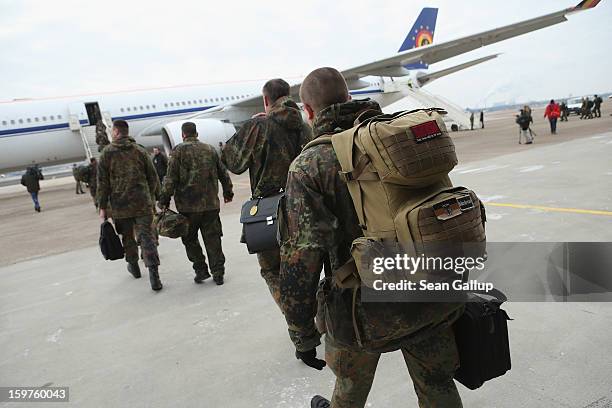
[99,220,125,260]
[453,288,511,390]
[239,192,284,254]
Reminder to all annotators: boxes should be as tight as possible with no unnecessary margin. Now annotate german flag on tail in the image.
[573,0,601,10]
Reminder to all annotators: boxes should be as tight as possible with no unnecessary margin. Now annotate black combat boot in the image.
[127,262,141,279]
[213,275,224,285]
[148,266,163,291]
[194,269,211,284]
[311,395,330,408]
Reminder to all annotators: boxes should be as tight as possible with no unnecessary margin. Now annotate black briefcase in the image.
[99,220,125,260]
[239,192,284,254]
[453,289,511,390]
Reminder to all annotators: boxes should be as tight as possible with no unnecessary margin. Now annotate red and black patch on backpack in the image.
[411,120,443,143]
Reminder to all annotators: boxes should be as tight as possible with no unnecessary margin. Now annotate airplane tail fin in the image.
[573,0,601,10]
[398,7,438,70]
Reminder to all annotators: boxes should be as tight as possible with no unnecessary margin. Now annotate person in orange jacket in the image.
[544,99,561,134]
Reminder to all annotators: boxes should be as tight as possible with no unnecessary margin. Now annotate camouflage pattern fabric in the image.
[115,214,160,267]
[257,248,281,307]
[96,136,160,220]
[181,210,225,277]
[279,99,464,405]
[325,326,462,408]
[156,210,189,239]
[88,162,98,206]
[158,136,233,213]
[95,121,110,149]
[221,96,311,198]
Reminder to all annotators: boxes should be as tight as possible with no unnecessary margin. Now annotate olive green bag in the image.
[304,108,486,289]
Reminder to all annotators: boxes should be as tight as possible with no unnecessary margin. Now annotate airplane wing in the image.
[416,54,500,87]
[342,0,600,79]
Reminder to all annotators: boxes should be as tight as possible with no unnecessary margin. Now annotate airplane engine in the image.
[161,119,236,154]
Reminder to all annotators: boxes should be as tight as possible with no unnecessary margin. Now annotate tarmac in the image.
[1,107,611,407]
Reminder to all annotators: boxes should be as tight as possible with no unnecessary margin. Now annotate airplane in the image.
[0,0,600,173]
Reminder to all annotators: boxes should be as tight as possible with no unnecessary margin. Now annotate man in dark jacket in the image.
[280,67,463,408]
[72,163,85,194]
[21,166,44,212]
[222,78,311,306]
[152,147,168,184]
[97,120,162,291]
[158,122,234,285]
[594,94,603,118]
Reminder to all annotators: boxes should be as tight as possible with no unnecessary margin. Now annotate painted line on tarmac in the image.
[487,202,612,217]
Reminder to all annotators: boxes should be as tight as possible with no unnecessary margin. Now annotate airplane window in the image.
[121,108,124,112]
[215,98,219,102]
[133,107,137,111]
[34,118,39,122]
[1,121,6,126]
[187,101,191,105]
[19,119,23,124]
[58,114,62,119]
[170,103,174,107]
[50,115,54,120]
[199,99,202,104]
[182,101,186,106]
[10,120,15,125]
[152,104,156,109]
[146,105,150,109]
[42,116,47,121]
[127,107,131,111]
[139,106,143,110]
[27,118,31,123]
[164,103,168,108]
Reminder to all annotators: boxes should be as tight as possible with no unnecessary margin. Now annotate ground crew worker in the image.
[222,78,310,305]
[280,67,464,408]
[72,164,85,194]
[97,120,163,291]
[469,111,474,130]
[20,166,44,212]
[88,157,98,209]
[158,122,234,285]
[544,99,561,134]
[152,147,168,184]
[480,110,484,128]
[594,94,603,118]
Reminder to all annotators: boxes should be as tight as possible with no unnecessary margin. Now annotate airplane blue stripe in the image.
[0,90,383,138]
[349,89,384,95]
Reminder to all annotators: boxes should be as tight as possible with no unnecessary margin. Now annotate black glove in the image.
[295,348,326,371]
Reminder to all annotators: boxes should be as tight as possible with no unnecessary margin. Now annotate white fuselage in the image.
[0,77,409,173]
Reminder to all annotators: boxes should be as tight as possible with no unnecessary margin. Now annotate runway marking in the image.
[487,202,612,217]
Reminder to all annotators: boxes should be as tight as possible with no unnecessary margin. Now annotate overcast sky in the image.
[1,0,610,108]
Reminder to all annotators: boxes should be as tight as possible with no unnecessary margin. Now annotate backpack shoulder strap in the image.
[303,135,333,151]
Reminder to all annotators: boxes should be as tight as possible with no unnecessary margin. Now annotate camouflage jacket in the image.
[97,136,160,219]
[159,137,233,213]
[221,96,311,198]
[280,100,462,352]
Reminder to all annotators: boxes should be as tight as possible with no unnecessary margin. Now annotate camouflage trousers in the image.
[181,210,225,277]
[114,215,160,268]
[325,326,462,408]
[256,248,281,308]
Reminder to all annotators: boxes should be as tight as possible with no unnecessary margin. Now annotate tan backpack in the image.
[304,108,486,288]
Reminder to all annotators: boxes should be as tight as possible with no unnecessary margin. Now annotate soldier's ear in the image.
[303,103,315,122]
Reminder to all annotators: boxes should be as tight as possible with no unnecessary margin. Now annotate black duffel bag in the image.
[453,288,512,390]
[99,220,125,260]
[240,191,284,254]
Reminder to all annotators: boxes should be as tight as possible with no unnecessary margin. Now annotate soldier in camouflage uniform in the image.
[158,122,234,285]
[222,78,310,305]
[95,120,110,152]
[280,68,464,408]
[88,157,99,209]
[97,120,163,291]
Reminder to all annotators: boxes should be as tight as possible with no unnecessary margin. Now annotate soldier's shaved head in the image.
[182,122,197,138]
[112,120,129,137]
[262,79,290,104]
[299,67,350,115]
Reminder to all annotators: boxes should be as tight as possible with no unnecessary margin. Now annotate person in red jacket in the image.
[544,99,561,134]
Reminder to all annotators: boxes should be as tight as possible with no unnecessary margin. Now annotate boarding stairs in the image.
[405,88,471,130]
[70,112,113,161]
